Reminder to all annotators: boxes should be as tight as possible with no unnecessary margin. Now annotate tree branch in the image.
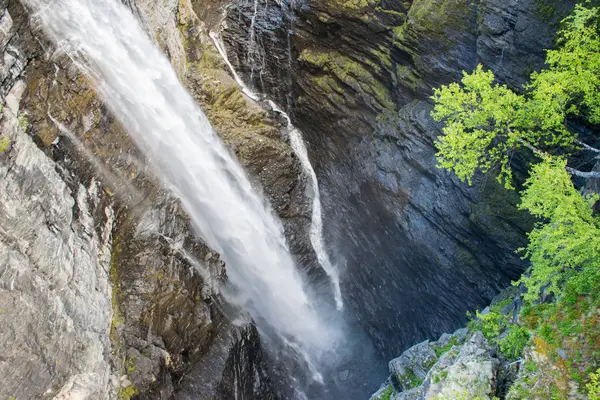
[517,138,549,158]
[575,139,600,154]
[517,138,600,179]
[566,167,600,179]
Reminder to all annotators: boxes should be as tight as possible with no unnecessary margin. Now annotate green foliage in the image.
[468,305,529,360]
[432,368,448,384]
[430,4,600,396]
[588,369,600,400]
[432,3,600,301]
[519,270,600,390]
[376,385,394,400]
[125,354,137,373]
[516,159,600,301]
[530,5,600,125]
[524,360,538,373]
[432,65,529,188]
[432,4,600,189]
[468,309,505,339]
[394,368,423,390]
[405,368,423,388]
[499,325,530,360]
[18,113,28,131]
[433,389,499,400]
[117,385,138,400]
[434,336,459,357]
[0,137,9,153]
[328,0,378,13]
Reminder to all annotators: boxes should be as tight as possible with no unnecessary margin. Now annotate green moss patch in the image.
[298,48,394,110]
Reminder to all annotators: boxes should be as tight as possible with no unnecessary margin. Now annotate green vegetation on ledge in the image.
[327,0,380,15]
[0,137,9,153]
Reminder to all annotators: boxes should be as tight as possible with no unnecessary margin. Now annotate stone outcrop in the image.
[371,330,501,400]
[221,0,575,359]
[0,90,114,398]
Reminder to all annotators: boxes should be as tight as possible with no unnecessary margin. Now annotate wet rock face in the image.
[1,0,301,398]
[0,0,30,99]
[223,0,294,109]
[176,322,277,400]
[221,0,574,358]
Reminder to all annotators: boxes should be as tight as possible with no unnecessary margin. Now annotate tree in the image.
[431,3,600,301]
[517,158,600,301]
[431,4,600,189]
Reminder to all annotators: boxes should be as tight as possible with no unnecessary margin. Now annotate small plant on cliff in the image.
[0,137,9,153]
[18,112,28,131]
[374,385,394,400]
[588,369,600,400]
[499,325,530,360]
[468,304,530,360]
[117,385,138,400]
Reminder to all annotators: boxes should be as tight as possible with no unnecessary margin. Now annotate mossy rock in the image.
[298,48,394,111]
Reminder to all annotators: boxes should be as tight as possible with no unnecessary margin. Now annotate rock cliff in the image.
[0,0,313,398]
[221,0,575,358]
[371,329,504,400]
[0,0,584,399]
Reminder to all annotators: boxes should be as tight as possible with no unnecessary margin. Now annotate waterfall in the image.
[210,28,344,310]
[26,0,336,363]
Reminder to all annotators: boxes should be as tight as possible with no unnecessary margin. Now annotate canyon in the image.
[0,0,579,399]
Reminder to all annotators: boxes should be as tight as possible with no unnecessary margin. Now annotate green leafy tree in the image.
[432,4,600,189]
[529,4,600,127]
[517,159,600,301]
[431,65,529,188]
[431,3,600,301]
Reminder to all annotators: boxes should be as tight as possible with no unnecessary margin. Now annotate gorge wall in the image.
[1,0,312,398]
[0,0,578,399]
[221,0,575,359]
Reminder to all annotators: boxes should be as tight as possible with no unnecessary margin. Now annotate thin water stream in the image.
[209,28,344,310]
[26,1,388,397]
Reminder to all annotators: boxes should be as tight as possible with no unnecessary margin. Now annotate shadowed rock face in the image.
[221,0,575,359]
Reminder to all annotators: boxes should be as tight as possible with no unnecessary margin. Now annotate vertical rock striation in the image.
[0,88,114,399]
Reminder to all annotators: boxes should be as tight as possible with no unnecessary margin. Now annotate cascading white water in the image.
[267,102,345,310]
[209,29,344,309]
[26,0,336,358]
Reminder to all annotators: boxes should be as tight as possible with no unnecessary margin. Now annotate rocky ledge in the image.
[372,329,503,400]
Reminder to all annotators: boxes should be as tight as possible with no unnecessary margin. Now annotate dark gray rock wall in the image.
[221,0,575,359]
